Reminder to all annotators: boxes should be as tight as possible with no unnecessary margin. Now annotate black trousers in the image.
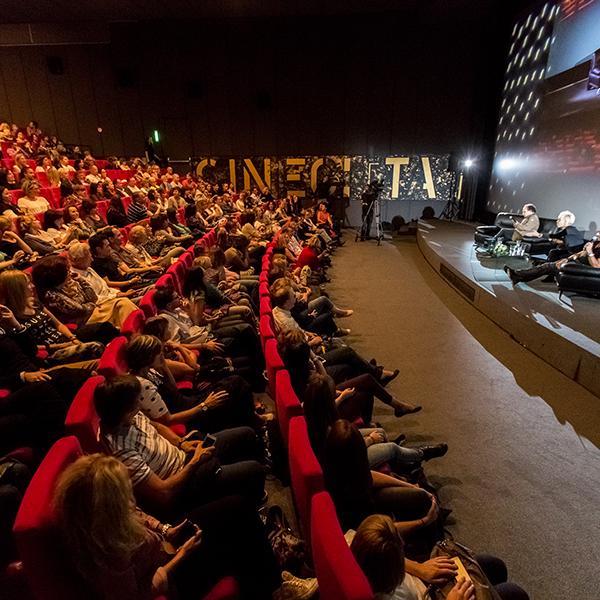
[323,345,380,383]
[174,495,280,599]
[513,261,558,282]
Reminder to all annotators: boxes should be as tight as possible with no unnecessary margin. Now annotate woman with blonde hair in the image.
[17,215,61,255]
[0,269,106,364]
[17,180,50,215]
[55,453,282,599]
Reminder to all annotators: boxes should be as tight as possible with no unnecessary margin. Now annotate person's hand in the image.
[176,526,203,557]
[23,371,52,383]
[368,430,385,444]
[415,557,458,584]
[129,275,142,284]
[447,578,476,600]
[149,264,163,272]
[180,439,201,453]
[308,309,318,318]
[2,231,17,242]
[12,250,25,263]
[120,289,136,297]
[337,387,355,400]
[0,304,20,330]
[189,443,215,465]
[203,340,224,354]
[422,496,439,525]
[584,241,594,254]
[203,389,228,408]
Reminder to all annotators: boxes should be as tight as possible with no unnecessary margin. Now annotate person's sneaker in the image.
[272,571,318,600]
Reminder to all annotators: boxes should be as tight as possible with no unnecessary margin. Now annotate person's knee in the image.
[494,582,530,600]
[476,554,508,585]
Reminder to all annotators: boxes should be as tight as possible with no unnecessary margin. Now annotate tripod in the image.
[440,171,463,220]
[355,197,386,245]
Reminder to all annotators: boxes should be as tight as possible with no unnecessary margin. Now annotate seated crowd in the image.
[0,119,528,600]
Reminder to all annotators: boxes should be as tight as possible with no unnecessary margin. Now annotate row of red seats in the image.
[258,239,373,600]
[11,227,239,600]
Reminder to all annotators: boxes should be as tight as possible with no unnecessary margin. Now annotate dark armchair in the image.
[556,262,600,298]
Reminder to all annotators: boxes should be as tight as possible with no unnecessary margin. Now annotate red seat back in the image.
[13,436,87,600]
[120,309,146,337]
[96,200,108,221]
[259,314,275,352]
[258,281,270,298]
[180,250,194,269]
[64,376,105,454]
[39,187,61,209]
[259,296,272,318]
[140,288,158,318]
[275,370,303,446]
[310,491,373,600]
[264,338,284,398]
[155,273,175,290]
[288,417,324,540]
[97,336,129,378]
[36,171,50,187]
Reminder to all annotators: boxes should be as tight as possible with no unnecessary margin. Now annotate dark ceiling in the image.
[0,0,526,24]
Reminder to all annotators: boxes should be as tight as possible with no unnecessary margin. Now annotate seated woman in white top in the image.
[17,180,50,215]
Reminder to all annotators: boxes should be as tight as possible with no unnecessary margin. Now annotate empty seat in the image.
[310,491,373,600]
[288,416,324,539]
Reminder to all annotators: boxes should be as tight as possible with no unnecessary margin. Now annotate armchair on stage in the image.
[556,262,600,298]
[474,213,569,256]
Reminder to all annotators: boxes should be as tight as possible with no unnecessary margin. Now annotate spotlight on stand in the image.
[463,158,474,169]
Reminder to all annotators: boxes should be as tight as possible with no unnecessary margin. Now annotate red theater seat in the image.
[13,436,235,600]
[310,492,373,600]
[275,371,304,447]
[259,314,275,352]
[121,308,146,337]
[259,281,270,298]
[140,288,158,318]
[156,272,176,290]
[264,338,284,399]
[288,416,324,539]
[97,336,129,378]
[13,436,88,600]
[259,296,272,318]
[64,376,105,454]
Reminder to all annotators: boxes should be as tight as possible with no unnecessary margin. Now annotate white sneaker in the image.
[272,571,318,600]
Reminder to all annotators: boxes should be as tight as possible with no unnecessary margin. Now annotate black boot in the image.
[420,443,449,461]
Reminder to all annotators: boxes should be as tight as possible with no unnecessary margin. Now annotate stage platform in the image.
[417,220,600,398]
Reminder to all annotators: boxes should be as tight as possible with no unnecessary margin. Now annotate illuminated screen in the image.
[488,0,600,235]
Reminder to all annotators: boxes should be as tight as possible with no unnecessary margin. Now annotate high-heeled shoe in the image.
[380,369,400,386]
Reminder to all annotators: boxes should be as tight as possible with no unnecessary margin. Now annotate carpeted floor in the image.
[321,235,600,600]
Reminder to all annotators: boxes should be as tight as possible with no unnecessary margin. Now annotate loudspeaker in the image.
[46,56,64,76]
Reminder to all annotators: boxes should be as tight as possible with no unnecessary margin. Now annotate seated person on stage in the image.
[545,210,584,262]
[94,375,266,519]
[505,231,600,284]
[349,514,529,600]
[494,204,540,242]
[510,203,541,241]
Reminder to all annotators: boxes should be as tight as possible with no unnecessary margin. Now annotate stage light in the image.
[498,158,516,171]
[464,159,474,169]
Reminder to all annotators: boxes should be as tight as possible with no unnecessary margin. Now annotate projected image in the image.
[488,0,600,234]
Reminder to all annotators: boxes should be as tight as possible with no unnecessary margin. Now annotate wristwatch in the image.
[200,402,208,412]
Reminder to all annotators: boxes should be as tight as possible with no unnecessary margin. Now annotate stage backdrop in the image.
[194,154,454,223]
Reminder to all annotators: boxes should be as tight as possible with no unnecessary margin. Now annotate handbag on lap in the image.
[425,539,502,600]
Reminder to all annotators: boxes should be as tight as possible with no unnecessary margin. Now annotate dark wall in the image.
[0,7,517,164]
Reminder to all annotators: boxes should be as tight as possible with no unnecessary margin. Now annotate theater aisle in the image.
[326,235,600,600]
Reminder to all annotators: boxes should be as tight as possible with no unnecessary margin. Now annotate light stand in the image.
[355,197,389,246]
[440,170,464,220]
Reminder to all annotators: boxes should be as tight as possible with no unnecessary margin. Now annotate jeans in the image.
[360,429,423,470]
[293,296,337,336]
